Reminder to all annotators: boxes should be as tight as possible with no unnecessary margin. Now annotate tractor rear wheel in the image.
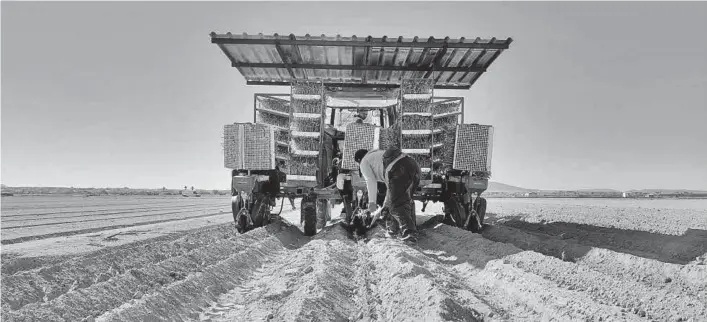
[251,197,270,228]
[231,195,244,224]
[464,198,485,233]
[236,209,249,234]
[316,199,331,230]
[232,195,249,233]
[443,197,465,228]
[301,195,317,236]
[474,197,487,226]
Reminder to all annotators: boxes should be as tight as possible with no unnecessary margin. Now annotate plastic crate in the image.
[452,124,494,173]
[223,123,277,170]
[341,123,380,170]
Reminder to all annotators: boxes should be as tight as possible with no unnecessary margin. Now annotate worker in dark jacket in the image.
[354,146,421,242]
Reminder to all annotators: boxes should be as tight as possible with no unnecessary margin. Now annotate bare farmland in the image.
[1,196,706,321]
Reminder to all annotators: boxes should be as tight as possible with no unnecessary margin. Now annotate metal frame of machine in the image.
[214,33,511,236]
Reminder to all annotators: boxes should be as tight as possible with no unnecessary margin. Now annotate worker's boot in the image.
[385,218,400,238]
[399,229,418,243]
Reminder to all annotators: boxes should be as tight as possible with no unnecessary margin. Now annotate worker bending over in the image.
[354,147,421,242]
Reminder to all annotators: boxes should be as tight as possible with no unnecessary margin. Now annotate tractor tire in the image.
[474,197,487,226]
[443,198,465,228]
[231,195,244,225]
[316,199,331,230]
[301,196,317,236]
[235,209,249,234]
[465,210,483,233]
[342,195,354,225]
[251,198,269,228]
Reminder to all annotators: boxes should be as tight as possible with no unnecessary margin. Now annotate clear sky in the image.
[2,1,706,191]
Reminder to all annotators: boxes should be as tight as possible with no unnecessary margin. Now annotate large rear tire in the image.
[236,209,249,234]
[465,197,485,233]
[232,195,244,224]
[443,197,465,228]
[474,197,487,226]
[316,199,331,230]
[301,195,317,236]
[232,195,248,233]
[251,197,270,228]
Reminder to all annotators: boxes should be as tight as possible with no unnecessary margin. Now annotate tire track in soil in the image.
[0,223,302,322]
[0,211,229,245]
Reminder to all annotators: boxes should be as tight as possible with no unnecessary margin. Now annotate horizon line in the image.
[3,183,706,193]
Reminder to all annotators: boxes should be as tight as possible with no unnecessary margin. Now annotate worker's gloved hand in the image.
[367,202,377,213]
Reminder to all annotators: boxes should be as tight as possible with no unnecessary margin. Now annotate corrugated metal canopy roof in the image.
[210,32,512,90]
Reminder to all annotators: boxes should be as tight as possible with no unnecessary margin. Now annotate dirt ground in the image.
[1,196,706,321]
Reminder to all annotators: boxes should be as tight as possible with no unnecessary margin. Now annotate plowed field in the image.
[2,196,706,321]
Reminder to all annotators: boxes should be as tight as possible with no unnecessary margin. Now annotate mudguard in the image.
[232,176,256,194]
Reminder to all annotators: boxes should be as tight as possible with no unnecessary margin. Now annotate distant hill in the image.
[487,182,533,193]
[575,188,621,193]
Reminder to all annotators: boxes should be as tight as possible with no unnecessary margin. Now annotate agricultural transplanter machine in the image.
[211,32,512,236]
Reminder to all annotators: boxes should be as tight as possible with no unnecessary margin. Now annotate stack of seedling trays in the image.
[399,79,434,179]
[432,98,463,172]
[255,95,292,172]
[378,122,400,150]
[288,81,324,181]
[223,123,277,170]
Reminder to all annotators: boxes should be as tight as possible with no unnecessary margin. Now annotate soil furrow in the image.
[1,224,231,276]
[1,224,298,322]
[497,219,707,264]
[488,202,707,235]
[0,198,225,212]
[483,224,707,299]
[504,251,706,321]
[1,211,229,245]
[94,223,304,322]
[1,204,226,224]
[1,205,228,229]
[1,203,224,219]
[1,224,251,310]
[420,226,644,321]
[366,238,501,321]
[199,225,361,322]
